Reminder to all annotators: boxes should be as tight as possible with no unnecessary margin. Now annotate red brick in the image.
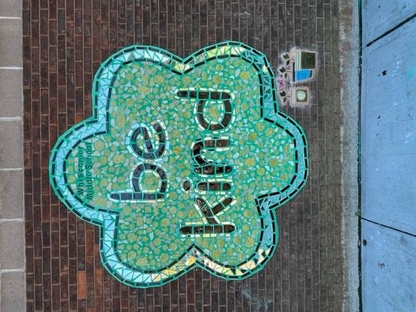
[24,1,344,310]
[78,271,87,299]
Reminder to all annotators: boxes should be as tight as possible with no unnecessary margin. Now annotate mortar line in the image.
[365,13,416,48]
[361,218,416,238]
[0,269,25,273]
[0,17,21,20]
[0,168,23,171]
[0,117,22,121]
[0,67,23,70]
[0,218,24,222]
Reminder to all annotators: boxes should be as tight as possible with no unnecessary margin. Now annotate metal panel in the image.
[362,1,416,45]
[361,220,416,311]
[361,17,416,235]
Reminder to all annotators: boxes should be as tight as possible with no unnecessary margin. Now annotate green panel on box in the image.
[49,41,309,288]
[300,52,316,69]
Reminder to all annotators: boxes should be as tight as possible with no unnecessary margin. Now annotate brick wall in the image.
[23,0,343,311]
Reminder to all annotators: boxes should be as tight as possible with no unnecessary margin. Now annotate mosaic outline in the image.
[49,41,309,288]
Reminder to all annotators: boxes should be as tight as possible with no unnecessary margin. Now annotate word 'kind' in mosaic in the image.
[49,41,309,288]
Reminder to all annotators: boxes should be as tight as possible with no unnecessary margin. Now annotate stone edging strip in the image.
[0,2,26,311]
[338,1,360,311]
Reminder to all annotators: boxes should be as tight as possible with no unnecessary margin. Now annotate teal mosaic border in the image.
[49,41,308,288]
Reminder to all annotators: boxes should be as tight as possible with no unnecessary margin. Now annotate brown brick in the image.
[24,0,344,310]
[78,271,87,299]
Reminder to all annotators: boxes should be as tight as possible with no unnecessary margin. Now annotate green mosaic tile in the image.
[49,41,309,288]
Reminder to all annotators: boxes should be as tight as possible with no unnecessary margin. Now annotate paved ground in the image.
[20,0,354,311]
[360,2,416,310]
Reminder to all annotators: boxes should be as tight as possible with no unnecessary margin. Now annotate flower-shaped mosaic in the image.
[49,41,309,288]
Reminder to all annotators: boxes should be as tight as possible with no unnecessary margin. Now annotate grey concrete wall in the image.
[0,1,26,311]
[361,2,416,310]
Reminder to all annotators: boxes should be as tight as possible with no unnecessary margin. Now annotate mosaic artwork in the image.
[49,41,309,288]
[276,48,317,106]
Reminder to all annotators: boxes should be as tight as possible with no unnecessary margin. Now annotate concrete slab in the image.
[361,17,416,235]
[0,221,24,269]
[0,170,24,219]
[0,271,26,312]
[0,69,22,117]
[362,1,416,45]
[0,121,23,169]
[0,0,22,18]
[361,220,416,311]
[0,19,22,67]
